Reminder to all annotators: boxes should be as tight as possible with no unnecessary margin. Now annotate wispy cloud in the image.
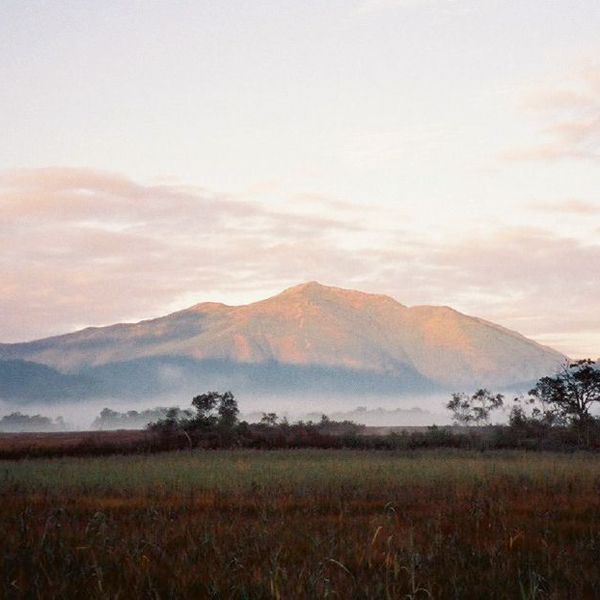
[0,168,377,341]
[527,198,600,215]
[1,168,599,357]
[502,66,600,162]
[374,226,600,356]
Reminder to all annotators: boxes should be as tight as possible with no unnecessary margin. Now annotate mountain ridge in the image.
[0,282,565,398]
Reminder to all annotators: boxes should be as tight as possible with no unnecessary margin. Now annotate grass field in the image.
[2,449,600,599]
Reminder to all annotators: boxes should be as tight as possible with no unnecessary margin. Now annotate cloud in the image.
[1,167,600,358]
[0,167,374,341]
[502,66,600,162]
[378,227,600,357]
[332,225,600,358]
[527,198,600,215]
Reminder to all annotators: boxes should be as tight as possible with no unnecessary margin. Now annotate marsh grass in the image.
[2,450,600,599]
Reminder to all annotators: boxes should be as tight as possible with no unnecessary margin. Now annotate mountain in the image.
[0,282,565,400]
[0,360,101,401]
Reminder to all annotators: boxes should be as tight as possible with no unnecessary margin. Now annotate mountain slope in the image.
[0,360,100,401]
[0,282,565,393]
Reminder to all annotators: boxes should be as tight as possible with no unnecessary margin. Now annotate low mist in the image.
[0,392,453,431]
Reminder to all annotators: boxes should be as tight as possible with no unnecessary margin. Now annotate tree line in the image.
[149,359,600,451]
[147,391,364,450]
[2,359,599,453]
[446,359,600,447]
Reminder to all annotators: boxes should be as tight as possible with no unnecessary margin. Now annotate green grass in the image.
[3,448,597,494]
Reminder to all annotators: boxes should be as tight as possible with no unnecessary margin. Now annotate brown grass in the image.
[0,429,150,450]
[0,430,154,458]
[1,449,600,599]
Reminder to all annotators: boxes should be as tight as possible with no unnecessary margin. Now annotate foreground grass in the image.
[2,449,600,599]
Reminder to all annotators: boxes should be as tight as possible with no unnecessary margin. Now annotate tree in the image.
[217,391,239,429]
[509,394,564,428]
[0,412,61,432]
[529,359,600,424]
[446,389,504,426]
[190,391,239,430]
[260,412,278,426]
[149,391,240,448]
[190,392,219,428]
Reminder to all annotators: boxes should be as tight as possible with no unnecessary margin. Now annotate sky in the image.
[1,0,600,357]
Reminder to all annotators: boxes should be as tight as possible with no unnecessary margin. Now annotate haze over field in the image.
[1,2,599,426]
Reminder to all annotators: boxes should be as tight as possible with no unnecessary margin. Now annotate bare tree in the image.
[447,389,504,426]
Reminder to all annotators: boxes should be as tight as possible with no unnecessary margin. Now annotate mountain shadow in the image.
[0,360,101,402]
[83,356,443,399]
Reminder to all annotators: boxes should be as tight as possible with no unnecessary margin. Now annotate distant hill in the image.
[0,282,565,402]
[0,359,100,401]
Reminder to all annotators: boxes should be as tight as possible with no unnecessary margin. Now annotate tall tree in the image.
[530,359,600,424]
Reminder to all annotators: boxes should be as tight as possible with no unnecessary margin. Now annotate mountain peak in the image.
[275,281,404,307]
[188,301,229,313]
[0,282,565,390]
[279,281,332,295]
[277,281,345,298]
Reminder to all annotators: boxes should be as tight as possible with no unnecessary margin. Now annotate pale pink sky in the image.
[1,1,600,357]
